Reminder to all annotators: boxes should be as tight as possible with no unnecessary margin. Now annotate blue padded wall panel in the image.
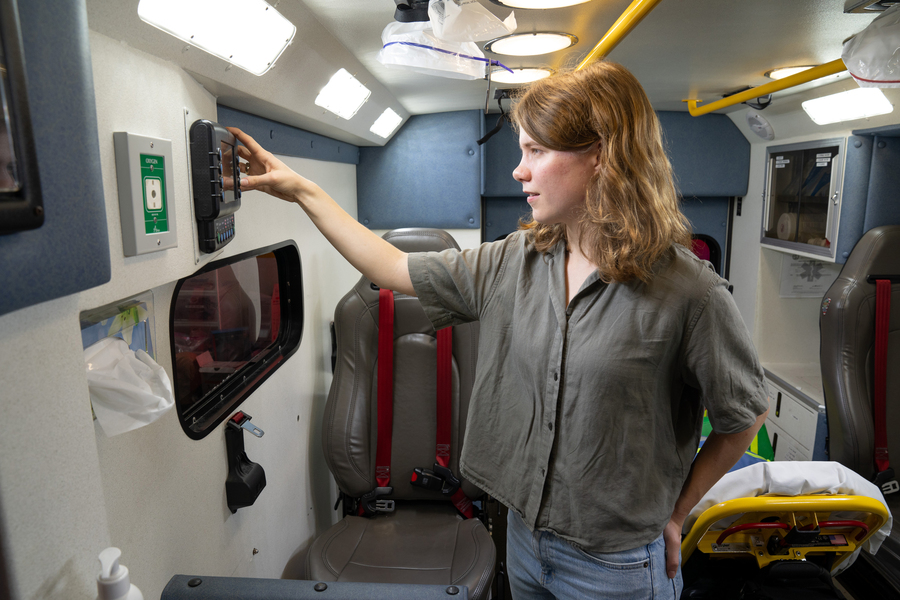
[482,116,521,197]
[853,123,900,138]
[863,135,900,234]
[834,136,872,263]
[656,112,750,198]
[357,111,481,230]
[483,196,530,242]
[0,0,110,317]
[217,106,359,165]
[482,112,750,199]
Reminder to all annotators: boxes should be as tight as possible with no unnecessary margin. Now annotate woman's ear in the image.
[590,141,603,173]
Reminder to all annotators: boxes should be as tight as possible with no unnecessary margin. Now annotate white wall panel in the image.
[0,32,360,600]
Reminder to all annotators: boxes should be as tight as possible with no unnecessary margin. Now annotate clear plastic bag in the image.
[85,337,174,437]
[377,21,489,80]
[428,0,516,42]
[842,4,900,88]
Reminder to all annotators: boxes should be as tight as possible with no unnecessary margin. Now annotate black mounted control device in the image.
[224,411,266,513]
[189,119,241,254]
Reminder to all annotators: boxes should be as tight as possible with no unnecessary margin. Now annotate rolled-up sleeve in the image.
[682,279,770,434]
[408,234,517,330]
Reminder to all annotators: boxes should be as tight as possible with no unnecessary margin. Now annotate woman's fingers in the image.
[235,145,252,160]
[230,131,272,178]
[227,127,264,154]
[226,126,304,204]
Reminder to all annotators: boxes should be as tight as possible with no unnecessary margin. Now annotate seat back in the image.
[820,225,900,478]
[323,228,482,502]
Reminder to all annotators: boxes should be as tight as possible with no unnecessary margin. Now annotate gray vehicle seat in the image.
[820,225,900,482]
[306,228,496,598]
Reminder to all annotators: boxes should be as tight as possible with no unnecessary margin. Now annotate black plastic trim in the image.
[0,0,43,234]
[170,241,304,440]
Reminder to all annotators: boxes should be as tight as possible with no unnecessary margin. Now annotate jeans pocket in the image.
[569,543,650,572]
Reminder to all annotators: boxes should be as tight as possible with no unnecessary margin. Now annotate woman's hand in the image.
[663,516,683,579]
[227,126,321,205]
[225,126,414,295]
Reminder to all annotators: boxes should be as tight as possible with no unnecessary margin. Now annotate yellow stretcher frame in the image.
[681,495,890,571]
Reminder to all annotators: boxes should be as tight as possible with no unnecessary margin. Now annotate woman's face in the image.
[513,129,599,231]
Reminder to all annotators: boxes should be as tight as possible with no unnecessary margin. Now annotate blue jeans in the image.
[506,510,683,599]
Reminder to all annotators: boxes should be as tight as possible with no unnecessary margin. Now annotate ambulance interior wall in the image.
[0,30,364,600]
[725,80,900,360]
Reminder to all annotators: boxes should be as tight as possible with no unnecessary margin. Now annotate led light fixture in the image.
[137,0,295,76]
[485,32,577,56]
[371,108,403,138]
[765,66,815,80]
[491,67,554,84]
[315,69,372,120]
[489,0,593,8]
[802,87,893,125]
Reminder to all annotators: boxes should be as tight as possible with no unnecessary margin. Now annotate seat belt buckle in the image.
[411,467,445,492]
[361,486,395,515]
[432,463,461,496]
[410,463,462,496]
[874,468,900,495]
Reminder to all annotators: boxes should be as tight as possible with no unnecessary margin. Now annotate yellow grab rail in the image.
[576,0,665,70]
[684,58,847,116]
[681,494,889,571]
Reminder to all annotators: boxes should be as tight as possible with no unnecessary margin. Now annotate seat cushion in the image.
[306,503,495,600]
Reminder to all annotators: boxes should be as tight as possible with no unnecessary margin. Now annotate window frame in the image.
[0,0,43,234]
[169,240,303,440]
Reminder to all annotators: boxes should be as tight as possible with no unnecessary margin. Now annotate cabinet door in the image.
[765,379,822,460]
[766,419,813,461]
[762,139,844,261]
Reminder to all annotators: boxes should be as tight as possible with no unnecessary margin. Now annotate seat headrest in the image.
[383,228,460,253]
[838,225,900,284]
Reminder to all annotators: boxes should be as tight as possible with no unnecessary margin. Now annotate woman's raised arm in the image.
[228,127,415,296]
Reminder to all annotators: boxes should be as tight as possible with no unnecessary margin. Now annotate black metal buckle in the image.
[361,486,395,515]
[873,468,899,495]
[411,467,445,492]
[410,463,461,496]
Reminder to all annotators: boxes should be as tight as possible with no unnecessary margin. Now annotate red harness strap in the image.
[372,289,474,518]
[436,327,474,519]
[375,288,395,490]
[874,279,891,475]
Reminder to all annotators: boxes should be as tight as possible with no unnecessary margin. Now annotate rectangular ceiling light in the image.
[802,87,894,125]
[137,0,296,76]
[370,108,403,138]
[315,69,372,120]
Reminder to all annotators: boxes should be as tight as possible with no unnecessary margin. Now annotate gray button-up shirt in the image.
[408,230,769,553]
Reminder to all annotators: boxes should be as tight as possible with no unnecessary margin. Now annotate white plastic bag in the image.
[85,337,174,437]
[842,4,900,88]
[428,0,516,42]
[377,21,488,80]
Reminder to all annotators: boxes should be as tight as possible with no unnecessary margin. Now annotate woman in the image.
[229,60,769,599]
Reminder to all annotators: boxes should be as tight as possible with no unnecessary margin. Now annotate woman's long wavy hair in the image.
[512,61,692,283]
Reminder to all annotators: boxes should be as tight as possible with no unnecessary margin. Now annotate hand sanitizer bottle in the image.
[96,547,144,600]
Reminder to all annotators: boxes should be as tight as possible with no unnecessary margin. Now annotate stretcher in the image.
[680,462,892,599]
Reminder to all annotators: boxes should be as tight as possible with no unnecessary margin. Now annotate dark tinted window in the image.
[171,242,302,439]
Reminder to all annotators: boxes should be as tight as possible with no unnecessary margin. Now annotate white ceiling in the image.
[86,0,880,146]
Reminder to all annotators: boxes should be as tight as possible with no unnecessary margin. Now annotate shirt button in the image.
[548,422,553,431]
[553,372,558,381]
[540,468,545,476]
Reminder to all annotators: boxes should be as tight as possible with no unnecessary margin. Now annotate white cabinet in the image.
[764,371,827,462]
